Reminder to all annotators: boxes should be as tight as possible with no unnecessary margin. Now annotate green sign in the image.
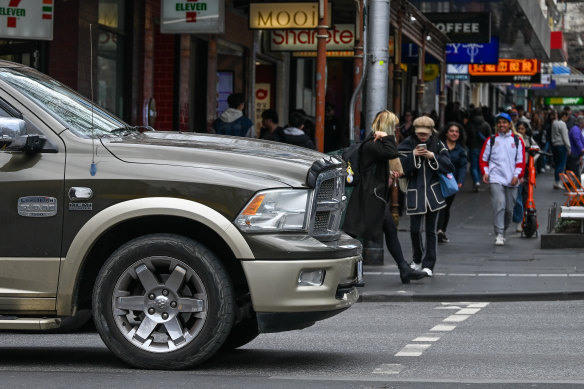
[545,97,584,105]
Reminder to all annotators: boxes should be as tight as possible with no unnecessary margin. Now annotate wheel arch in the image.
[57,197,254,316]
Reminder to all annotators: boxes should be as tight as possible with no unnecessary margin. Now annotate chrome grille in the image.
[309,167,346,241]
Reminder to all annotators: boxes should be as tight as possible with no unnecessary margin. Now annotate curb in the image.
[357,291,584,303]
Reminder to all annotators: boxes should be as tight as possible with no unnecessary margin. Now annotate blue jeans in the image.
[469,148,481,184]
[490,183,519,236]
[552,145,567,182]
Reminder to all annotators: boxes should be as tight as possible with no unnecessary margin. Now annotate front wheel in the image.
[92,233,235,370]
[522,215,538,238]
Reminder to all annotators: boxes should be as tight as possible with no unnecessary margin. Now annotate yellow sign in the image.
[249,2,332,29]
[424,64,439,82]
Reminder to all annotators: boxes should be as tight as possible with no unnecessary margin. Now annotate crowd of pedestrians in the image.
[213,93,584,281]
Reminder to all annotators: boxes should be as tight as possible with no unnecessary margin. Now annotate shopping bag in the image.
[439,172,458,198]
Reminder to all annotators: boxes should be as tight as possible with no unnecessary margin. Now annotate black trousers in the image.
[410,211,439,271]
[437,194,456,232]
[381,205,408,270]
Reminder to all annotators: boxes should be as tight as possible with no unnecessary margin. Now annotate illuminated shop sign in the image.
[270,24,354,51]
[545,97,584,105]
[161,0,224,34]
[425,12,491,43]
[468,59,539,76]
[0,0,53,40]
[250,2,331,29]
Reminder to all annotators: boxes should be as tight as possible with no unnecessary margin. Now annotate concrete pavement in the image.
[358,168,584,302]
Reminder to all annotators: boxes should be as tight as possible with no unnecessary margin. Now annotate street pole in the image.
[363,0,390,266]
[349,0,366,143]
[364,0,390,132]
[315,0,328,152]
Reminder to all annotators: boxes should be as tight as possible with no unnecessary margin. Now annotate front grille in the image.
[309,168,345,241]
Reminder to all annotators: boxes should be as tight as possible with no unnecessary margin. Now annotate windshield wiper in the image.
[108,126,155,136]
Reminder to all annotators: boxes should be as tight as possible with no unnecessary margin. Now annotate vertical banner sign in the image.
[0,0,54,40]
[254,83,271,135]
[161,0,224,34]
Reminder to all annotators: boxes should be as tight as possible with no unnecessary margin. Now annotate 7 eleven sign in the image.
[0,0,53,40]
[161,0,224,34]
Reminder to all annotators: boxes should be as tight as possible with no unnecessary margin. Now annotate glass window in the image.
[98,0,126,118]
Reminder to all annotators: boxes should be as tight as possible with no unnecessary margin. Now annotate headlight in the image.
[235,189,311,232]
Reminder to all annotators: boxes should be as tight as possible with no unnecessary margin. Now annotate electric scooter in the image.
[521,144,552,238]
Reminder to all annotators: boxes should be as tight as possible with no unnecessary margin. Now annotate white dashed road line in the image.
[364,272,575,277]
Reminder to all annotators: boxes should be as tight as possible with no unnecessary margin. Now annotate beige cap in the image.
[413,116,434,134]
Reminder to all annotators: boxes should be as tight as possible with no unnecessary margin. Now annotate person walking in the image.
[466,107,492,192]
[437,122,468,243]
[398,116,454,277]
[567,115,584,182]
[213,93,255,137]
[479,112,526,246]
[551,110,571,189]
[343,110,427,284]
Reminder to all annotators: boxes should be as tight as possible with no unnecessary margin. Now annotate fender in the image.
[56,197,254,315]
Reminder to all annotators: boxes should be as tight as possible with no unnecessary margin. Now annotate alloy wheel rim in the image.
[111,256,208,353]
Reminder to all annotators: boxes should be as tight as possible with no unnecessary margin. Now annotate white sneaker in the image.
[495,234,505,246]
[516,223,523,232]
[410,262,422,271]
[422,268,433,277]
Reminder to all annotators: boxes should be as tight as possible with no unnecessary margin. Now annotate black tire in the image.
[220,316,260,350]
[523,215,538,238]
[92,233,234,370]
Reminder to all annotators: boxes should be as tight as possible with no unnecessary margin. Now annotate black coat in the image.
[342,133,399,244]
[398,134,455,215]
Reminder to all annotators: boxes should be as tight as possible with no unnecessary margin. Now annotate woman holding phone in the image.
[398,116,455,277]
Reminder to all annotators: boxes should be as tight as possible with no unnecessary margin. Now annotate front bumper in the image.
[241,254,362,315]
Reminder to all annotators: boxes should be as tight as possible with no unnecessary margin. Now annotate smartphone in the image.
[417,143,427,150]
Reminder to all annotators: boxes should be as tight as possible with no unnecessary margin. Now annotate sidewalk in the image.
[358,169,584,302]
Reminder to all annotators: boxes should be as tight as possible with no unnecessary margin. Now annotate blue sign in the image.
[552,65,570,75]
[401,44,439,64]
[445,37,499,65]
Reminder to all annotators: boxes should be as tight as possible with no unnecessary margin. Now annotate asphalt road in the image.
[2,301,584,388]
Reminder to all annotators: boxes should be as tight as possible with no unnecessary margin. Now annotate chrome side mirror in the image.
[0,118,26,148]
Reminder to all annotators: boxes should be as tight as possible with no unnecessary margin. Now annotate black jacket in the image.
[398,134,454,215]
[342,133,399,244]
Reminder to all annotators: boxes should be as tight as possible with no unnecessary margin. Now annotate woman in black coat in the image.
[343,110,426,284]
[398,116,455,277]
[437,122,468,243]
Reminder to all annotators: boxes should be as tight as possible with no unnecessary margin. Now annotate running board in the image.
[0,317,61,330]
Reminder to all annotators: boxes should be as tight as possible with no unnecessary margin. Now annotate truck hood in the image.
[100,131,336,187]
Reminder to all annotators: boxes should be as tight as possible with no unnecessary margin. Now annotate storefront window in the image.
[97,0,125,117]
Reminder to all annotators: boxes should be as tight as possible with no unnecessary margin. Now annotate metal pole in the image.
[348,0,367,143]
[365,0,390,133]
[315,0,328,152]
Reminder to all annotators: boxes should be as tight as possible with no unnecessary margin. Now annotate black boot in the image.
[398,264,427,284]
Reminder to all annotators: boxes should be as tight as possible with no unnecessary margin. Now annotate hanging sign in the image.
[446,37,499,64]
[270,24,354,51]
[250,2,332,29]
[425,12,491,43]
[0,0,54,40]
[161,0,224,34]
[469,59,539,76]
[545,97,584,105]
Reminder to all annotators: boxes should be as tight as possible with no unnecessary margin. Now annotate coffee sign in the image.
[425,12,490,43]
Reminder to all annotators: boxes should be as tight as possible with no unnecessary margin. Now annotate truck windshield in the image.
[0,66,127,138]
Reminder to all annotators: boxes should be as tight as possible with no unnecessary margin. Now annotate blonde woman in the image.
[343,110,427,283]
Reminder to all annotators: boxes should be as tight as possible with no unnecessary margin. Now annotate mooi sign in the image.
[250,2,332,29]
[270,24,354,51]
[0,0,53,40]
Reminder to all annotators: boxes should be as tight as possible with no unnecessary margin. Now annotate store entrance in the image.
[0,40,45,70]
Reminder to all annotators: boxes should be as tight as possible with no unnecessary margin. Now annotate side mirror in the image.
[7,134,47,153]
[0,117,26,148]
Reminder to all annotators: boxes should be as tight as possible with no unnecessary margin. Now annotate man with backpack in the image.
[479,112,526,246]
